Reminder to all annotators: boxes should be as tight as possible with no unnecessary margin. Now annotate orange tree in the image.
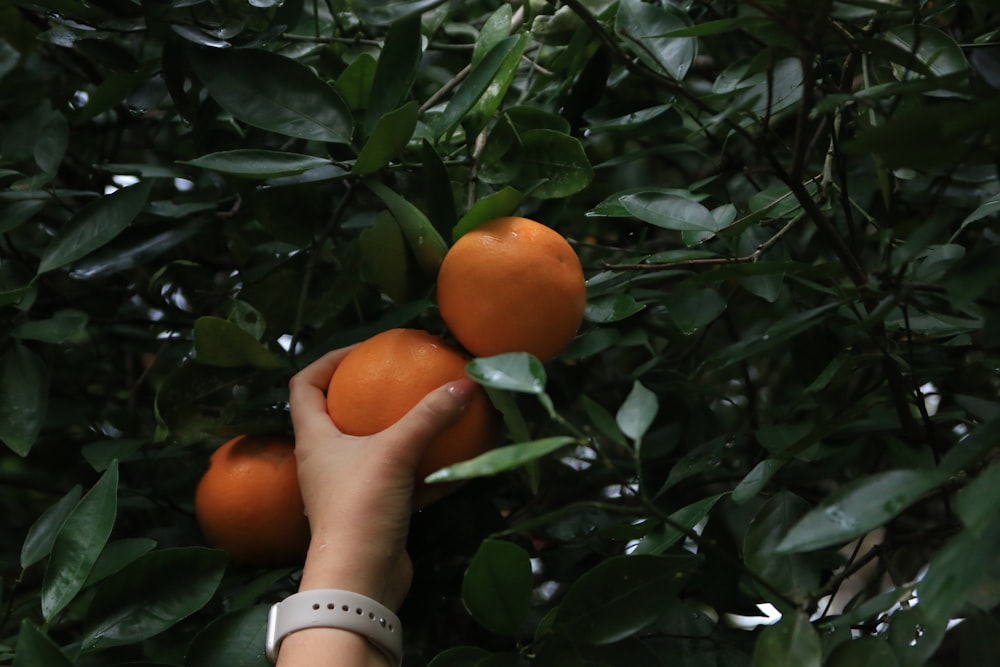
[3,1,1000,665]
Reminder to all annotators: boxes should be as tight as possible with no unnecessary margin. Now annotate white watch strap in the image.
[265,589,402,666]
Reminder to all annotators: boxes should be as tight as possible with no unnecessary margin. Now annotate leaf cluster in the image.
[3,0,1000,665]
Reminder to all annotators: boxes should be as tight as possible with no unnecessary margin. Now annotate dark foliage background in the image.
[2,0,1000,665]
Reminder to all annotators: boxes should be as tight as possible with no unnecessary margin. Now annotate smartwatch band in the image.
[265,589,402,666]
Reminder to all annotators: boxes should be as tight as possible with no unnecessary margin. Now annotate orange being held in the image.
[325,328,498,481]
[436,216,586,362]
[194,434,310,565]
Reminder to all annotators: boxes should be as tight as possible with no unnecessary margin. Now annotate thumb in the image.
[381,378,478,465]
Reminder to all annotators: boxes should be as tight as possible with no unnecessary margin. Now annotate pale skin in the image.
[277,345,476,667]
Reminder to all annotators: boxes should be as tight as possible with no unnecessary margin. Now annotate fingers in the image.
[381,378,477,465]
[289,345,357,437]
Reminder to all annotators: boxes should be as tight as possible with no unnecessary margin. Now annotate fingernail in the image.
[446,378,477,404]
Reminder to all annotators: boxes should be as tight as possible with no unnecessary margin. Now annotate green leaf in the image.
[352,0,447,25]
[34,112,68,175]
[462,539,532,636]
[365,181,449,277]
[367,16,421,129]
[12,309,88,343]
[515,130,593,200]
[0,200,46,234]
[825,637,899,667]
[957,460,1000,535]
[917,517,1000,622]
[882,25,969,81]
[616,0,697,80]
[425,436,574,484]
[433,35,527,139]
[632,494,724,555]
[887,608,946,664]
[335,52,376,111]
[37,180,152,274]
[0,343,49,456]
[465,32,526,137]
[13,620,72,667]
[664,288,727,334]
[353,101,418,176]
[775,469,946,553]
[743,492,820,603]
[616,380,658,442]
[189,48,353,143]
[940,416,1000,474]
[193,316,286,369]
[751,612,820,667]
[732,458,784,503]
[42,461,119,620]
[84,538,158,587]
[186,604,270,667]
[473,5,513,67]
[427,646,491,667]
[552,554,700,645]
[20,486,82,569]
[466,353,547,394]
[584,293,646,323]
[452,187,522,241]
[82,547,228,648]
[360,211,412,303]
[620,192,722,241]
[181,150,333,179]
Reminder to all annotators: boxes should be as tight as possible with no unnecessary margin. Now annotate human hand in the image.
[288,345,477,610]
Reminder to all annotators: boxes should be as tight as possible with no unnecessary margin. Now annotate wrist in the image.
[298,535,408,606]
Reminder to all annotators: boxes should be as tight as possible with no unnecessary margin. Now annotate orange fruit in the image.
[194,434,309,565]
[326,328,498,480]
[436,216,586,361]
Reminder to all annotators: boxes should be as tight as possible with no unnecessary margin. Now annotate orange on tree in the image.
[436,216,586,362]
[325,328,498,481]
[194,434,310,566]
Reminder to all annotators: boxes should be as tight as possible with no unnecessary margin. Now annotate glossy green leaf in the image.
[552,554,700,645]
[20,485,82,569]
[941,416,1000,474]
[887,608,946,664]
[421,139,458,239]
[465,32,526,137]
[353,101,418,176]
[193,316,285,369]
[743,492,820,603]
[0,200,46,234]
[584,293,646,323]
[181,150,332,179]
[365,181,449,277]
[632,494,724,555]
[34,112,68,174]
[352,0,446,25]
[882,25,969,80]
[42,461,119,620]
[620,193,721,239]
[473,5,512,67]
[751,612,820,667]
[776,469,946,553]
[616,380,658,442]
[462,539,532,636]
[84,538,157,587]
[425,437,574,484]
[37,180,152,274]
[452,187,522,241]
[466,353,547,394]
[0,343,49,456]
[732,458,784,503]
[432,35,526,139]
[335,52,377,111]
[12,309,88,343]
[360,211,411,303]
[367,16,421,129]
[664,288,727,334]
[616,0,697,80]
[515,130,593,199]
[825,637,899,667]
[426,646,490,667]
[82,547,228,648]
[189,48,352,143]
[13,620,72,667]
[186,604,270,667]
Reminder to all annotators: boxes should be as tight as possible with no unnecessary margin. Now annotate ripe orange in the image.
[436,216,586,361]
[326,328,498,481]
[194,434,309,565]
